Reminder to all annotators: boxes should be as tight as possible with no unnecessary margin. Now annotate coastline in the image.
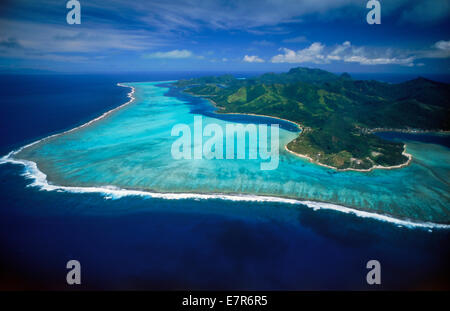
[0,81,448,229]
[366,127,450,135]
[6,83,136,160]
[193,93,414,172]
[203,96,304,131]
[284,145,413,172]
[1,154,448,229]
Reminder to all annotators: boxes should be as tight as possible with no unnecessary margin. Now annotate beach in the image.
[284,145,413,172]
[195,92,414,173]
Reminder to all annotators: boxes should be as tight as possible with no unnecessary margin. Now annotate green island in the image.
[174,67,450,171]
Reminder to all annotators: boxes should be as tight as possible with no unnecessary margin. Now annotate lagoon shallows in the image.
[8,81,450,225]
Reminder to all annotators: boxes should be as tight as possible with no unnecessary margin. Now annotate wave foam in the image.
[1,154,448,230]
[1,83,449,231]
[3,83,135,160]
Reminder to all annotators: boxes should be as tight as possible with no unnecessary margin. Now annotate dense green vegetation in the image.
[175,67,450,170]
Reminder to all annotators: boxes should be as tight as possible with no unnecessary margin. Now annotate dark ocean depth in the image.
[0,73,449,290]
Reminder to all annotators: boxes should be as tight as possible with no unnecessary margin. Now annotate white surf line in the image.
[1,83,135,161]
[1,154,449,230]
[0,82,449,230]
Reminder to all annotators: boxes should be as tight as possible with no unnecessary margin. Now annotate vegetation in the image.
[174,67,450,170]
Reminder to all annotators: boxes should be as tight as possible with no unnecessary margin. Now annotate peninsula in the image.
[175,68,450,170]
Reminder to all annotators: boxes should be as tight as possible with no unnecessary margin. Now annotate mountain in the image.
[175,67,450,170]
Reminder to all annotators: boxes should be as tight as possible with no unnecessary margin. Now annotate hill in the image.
[174,68,450,170]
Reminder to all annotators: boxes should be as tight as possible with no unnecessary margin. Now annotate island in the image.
[175,67,450,170]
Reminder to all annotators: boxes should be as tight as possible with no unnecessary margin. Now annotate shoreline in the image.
[8,83,136,159]
[184,91,304,132]
[191,93,414,172]
[0,155,448,229]
[284,145,413,172]
[0,81,448,229]
[367,128,450,135]
[216,110,304,131]
[206,96,305,131]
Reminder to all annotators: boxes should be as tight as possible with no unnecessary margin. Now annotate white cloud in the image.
[144,49,193,59]
[1,1,448,69]
[0,18,167,54]
[330,41,415,66]
[118,0,449,33]
[271,41,417,66]
[435,40,450,51]
[344,55,415,66]
[243,55,265,63]
[412,40,450,59]
[271,43,326,64]
[329,41,351,58]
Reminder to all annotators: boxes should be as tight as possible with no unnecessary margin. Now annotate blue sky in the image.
[0,0,449,74]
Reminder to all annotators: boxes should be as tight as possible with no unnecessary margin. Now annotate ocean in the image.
[0,73,449,290]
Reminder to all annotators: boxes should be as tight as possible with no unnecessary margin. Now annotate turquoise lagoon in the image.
[12,81,450,225]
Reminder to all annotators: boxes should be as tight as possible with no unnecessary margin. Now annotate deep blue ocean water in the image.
[0,73,449,290]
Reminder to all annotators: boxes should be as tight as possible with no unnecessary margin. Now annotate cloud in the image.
[243,55,265,63]
[123,0,450,33]
[91,0,450,35]
[329,41,351,59]
[400,0,450,24]
[0,37,24,49]
[435,40,450,51]
[271,43,326,64]
[271,41,417,66]
[415,40,450,59]
[144,49,193,59]
[5,0,443,33]
[335,42,416,66]
[282,36,307,43]
[1,0,449,71]
[0,48,91,63]
[338,40,450,65]
[0,18,167,53]
[344,55,415,66]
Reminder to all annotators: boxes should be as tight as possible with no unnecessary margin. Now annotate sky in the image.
[0,0,449,74]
